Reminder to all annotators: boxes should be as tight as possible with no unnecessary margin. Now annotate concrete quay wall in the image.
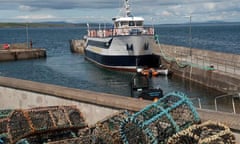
[169,61,240,92]
[154,44,240,66]
[0,76,240,130]
[0,76,149,125]
[0,48,46,62]
[0,86,118,126]
[69,39,85,54]
[153,44,240,93]
[69,39,240,93]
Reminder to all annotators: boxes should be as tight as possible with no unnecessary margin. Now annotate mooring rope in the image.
[154,34,215,70]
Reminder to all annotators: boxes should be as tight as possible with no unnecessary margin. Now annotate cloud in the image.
[203,2,217,11]
[162,11,172,17]
[0,0,239,23]
[16,14,56,20]
[17,0,118,10]
[19,5,39,11]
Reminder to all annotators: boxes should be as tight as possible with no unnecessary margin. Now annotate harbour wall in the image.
[69,39,240,93]
[0,43,27,49]
[0,76,149,125]
[0,48,46,62]
[0,86,118,126]
[152,43,240,93]
[69,39,86,54]
[0,76,240,131]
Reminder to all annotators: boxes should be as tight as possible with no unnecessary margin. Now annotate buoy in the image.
[153,97,159,102]
[140,68,169,76]
[141,68,159,76]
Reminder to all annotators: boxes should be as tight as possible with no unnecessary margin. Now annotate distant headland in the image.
[0,21,239,28]
[0,22,87,28]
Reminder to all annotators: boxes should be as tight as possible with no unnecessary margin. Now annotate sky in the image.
[0,0,240,24]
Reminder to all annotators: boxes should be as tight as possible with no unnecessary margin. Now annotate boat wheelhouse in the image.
[84,0,160,71]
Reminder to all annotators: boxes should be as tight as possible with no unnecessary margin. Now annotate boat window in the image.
[114,22,118,27]
[129,21,135,26]
[118,22,122,27]
[121,21,129,26]
[136,21,143,26]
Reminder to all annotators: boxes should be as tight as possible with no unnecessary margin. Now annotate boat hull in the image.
[85,50,160,71]
[85,35,160,71]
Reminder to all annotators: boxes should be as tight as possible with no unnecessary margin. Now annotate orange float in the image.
[141,68,159,77]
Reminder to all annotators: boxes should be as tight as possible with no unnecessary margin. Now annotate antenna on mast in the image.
[124,0,133,17]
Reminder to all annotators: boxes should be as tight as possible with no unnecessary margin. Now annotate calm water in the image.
[155,23,240,54]
[0,23,239,112]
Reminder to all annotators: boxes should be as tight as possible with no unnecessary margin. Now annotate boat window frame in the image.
[129,21,135,26]
[136,21,143,27]
[87,39,111,49]
[120,21,129,26]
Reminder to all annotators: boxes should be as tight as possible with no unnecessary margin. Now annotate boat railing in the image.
[87,26,154,38]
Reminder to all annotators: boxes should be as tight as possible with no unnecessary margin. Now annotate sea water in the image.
[0,23,239,112]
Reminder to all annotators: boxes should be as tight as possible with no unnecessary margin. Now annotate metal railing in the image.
[188,94,240,114]
[191,55,240,75]
[190,97,202,109]
[87,26,154,38]
[166,49,240,75]
[214,93,240,114]
[154,34,240,75]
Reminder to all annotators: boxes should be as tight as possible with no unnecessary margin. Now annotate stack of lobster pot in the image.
[0,106,87,144]
[120,91,201,144]
[167,120,236,144]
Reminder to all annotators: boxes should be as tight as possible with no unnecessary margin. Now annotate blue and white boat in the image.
[84,0,160,71]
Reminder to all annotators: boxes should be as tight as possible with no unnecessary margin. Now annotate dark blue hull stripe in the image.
[85,50,160,68]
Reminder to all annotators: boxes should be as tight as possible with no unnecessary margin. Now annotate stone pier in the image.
[0,76,239,131]
[151,42,240,93]
[0,43,46,62]
[0,48,46,62]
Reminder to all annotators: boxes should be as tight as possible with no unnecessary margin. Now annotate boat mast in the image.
[124,0,132,17]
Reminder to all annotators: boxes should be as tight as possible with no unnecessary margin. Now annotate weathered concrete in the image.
[69,39,86,54]
[0,76,148,111]
[0,43,28,49]
[168,60,240,93]
[0,76,239,128]
[0,48,46,62]
[0,86,118,126]
[0,76,150,125]
[69,39,240,93]
[151,43,240,93]
[0,76,239,142]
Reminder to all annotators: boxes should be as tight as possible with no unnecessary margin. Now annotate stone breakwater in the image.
[69,39,86,54]
[69,39,240,93]
[151,42,240,93]
[0,76,239,131]
[0,47,46,62]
